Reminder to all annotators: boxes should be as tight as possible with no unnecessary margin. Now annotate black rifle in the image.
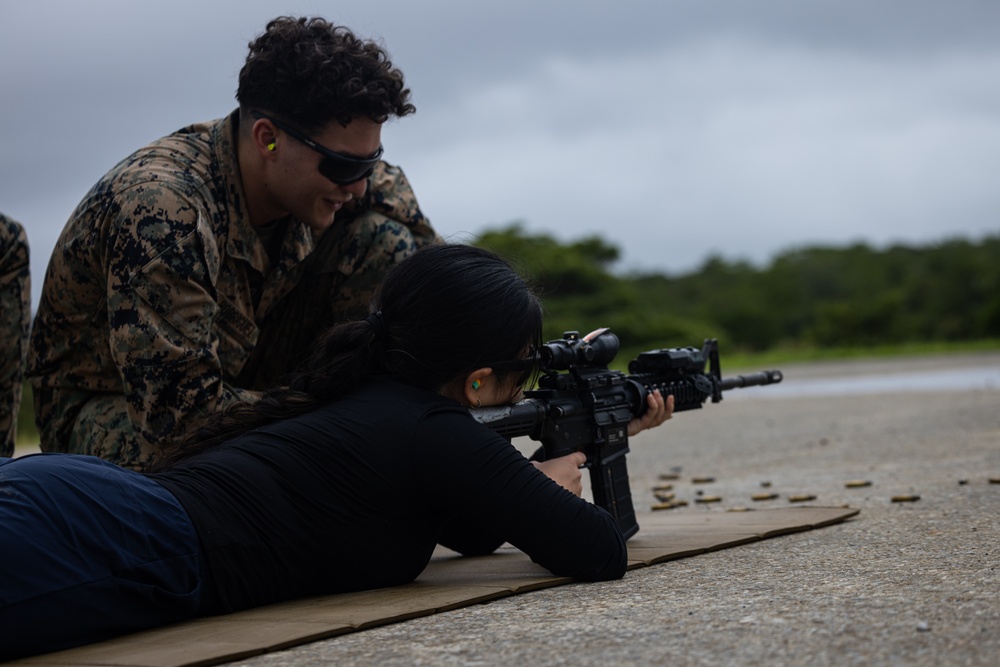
[471,328,783,540]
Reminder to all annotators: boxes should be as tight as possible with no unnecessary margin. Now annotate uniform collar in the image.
[214,110,315,274]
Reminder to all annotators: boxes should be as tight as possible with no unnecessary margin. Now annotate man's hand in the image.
[628,390,674,437]
[533,451,587,496]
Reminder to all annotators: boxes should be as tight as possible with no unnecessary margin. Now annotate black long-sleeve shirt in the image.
[150,379,626,614]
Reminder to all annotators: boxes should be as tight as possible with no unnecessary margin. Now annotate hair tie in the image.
[365,311,387,341]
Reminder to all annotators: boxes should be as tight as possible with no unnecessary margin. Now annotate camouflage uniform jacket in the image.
[1,214,30,456]
[28,111,435,455]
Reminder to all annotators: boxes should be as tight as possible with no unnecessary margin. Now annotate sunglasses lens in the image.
[318,158,377,185]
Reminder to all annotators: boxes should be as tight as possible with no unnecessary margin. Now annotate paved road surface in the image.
[227,354,999,666]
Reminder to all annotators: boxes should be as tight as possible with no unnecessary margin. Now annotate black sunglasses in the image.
[254,112,384,185]
[487,351,542,387]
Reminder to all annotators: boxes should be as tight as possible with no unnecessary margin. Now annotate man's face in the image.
[267,116,383,233]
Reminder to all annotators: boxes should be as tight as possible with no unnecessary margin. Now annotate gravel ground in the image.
[226,354,999,667]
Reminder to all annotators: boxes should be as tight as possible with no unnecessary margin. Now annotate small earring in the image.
[471,380,481,391]
[267,141,276,151]
[474,398,482,409]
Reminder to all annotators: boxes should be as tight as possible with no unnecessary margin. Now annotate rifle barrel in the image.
[719,370,783,391]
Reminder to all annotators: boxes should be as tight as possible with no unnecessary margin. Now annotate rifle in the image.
[471,328,783,540]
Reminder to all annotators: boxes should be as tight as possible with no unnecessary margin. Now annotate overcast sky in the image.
[3,0,999,308]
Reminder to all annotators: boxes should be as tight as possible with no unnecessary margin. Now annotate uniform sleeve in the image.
[105,185,248,447]
[416,409,627,582]
[0,214,30,456]
[351,161,442,248]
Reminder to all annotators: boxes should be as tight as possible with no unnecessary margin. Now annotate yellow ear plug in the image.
[267,142,276,151]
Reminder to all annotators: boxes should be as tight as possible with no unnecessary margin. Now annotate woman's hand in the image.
[532,451,587,496]
[529,392,672,495]
[628,390,674,437]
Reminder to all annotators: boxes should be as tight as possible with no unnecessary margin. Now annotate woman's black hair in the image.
[156,244,542,467]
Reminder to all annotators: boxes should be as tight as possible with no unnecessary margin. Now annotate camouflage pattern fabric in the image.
[0,213,30,457]
[241,160,439,388]
[28,111,439,470]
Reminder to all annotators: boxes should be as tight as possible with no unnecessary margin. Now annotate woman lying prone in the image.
[0,243,670,659]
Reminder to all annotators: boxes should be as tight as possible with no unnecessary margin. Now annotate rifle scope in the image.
[539,329,620,371]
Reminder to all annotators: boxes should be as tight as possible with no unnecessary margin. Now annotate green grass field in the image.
[14,382,39,450]
[706,338,1000,371]
[615,338,1000,373]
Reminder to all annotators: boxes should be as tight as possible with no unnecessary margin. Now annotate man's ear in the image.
[462,367,493,407]
[250,117,279,159]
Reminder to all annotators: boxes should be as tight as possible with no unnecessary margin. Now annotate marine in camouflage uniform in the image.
[28,110,438,470]
[0,213,30,457]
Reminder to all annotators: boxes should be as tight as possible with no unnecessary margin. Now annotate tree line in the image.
[474,224,1000,356]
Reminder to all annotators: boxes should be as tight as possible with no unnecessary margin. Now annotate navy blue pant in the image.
[0,454,203,660]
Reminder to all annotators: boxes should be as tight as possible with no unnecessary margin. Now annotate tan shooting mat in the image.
[12,506,858,667]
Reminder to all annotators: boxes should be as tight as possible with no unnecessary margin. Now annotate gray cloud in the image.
[3,0,998,306]
[400,35,1000,272]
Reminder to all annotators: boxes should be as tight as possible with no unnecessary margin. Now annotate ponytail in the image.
[155,317,383,467]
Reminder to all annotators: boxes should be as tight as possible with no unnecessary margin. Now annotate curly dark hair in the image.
[236,16,415,131]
